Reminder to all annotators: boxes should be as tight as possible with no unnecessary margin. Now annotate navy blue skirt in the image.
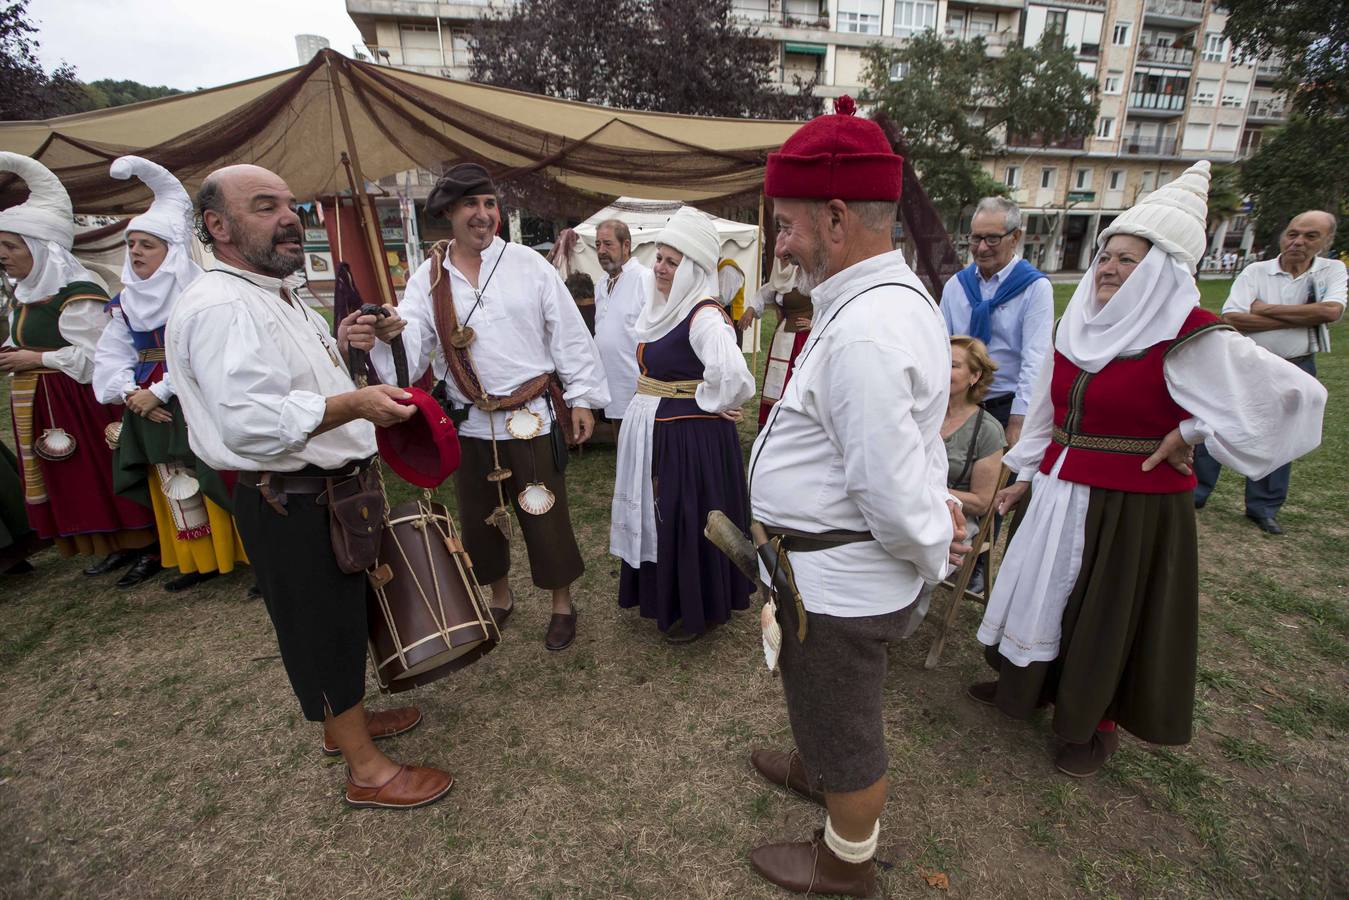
[619,415,752,635]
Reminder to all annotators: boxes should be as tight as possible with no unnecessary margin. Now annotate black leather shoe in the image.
[116,553,163,588]
[164,571,219,592]
[1246,514,1283,535]
[83,549,138,577]
[1193,496,1207,510]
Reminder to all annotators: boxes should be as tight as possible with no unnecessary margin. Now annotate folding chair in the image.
[924,465,1014,670]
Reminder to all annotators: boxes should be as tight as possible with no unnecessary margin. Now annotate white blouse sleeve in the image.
[371,260,438,387]
[92,312,138,404]
[1166,328,1327,480]
[1001,346,1056,479]
[150,370,175,403]
[42,300,107,384]
[690,305,755,413]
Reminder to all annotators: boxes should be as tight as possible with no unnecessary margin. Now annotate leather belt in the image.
[239,460,371,516]
[761,524,875,554]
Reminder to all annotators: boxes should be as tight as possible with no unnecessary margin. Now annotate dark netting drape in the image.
[873,113,962,300]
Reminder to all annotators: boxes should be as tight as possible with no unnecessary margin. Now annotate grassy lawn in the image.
[0,276,1344,898]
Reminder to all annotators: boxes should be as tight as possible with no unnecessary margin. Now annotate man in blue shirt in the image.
[940,197,1053,448]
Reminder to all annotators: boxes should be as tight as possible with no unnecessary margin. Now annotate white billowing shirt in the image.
[165,263,376,472]
[93,304,175,404]
[1222,255,1346,359]
[372,237,609,440]
[748,250,955,617]
[718,261,745,310]
[594,256,653,419]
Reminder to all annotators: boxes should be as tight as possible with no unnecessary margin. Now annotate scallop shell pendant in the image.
[449,326,476,349]
[104,421,123,450]
[162,470,201,501]
[505,408,542,441]
[35,427,76,461]
[518,482,556,516]
[761,599,782,672]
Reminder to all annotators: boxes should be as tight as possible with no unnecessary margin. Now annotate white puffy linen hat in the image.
[0,152,75,248]
[110,155,193,245]
[655,206,720,273]
[1097,160,1211,270]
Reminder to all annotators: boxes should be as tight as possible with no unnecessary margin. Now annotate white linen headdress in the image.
[0,153,97,303]
[109,156,203,331]
[766,256,799,294]
[1096,160,1211,272]
[634,206,722,342]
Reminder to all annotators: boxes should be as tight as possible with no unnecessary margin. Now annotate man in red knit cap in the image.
[745,97,969,896]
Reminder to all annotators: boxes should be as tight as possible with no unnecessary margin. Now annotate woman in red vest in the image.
[969,161,1327,776]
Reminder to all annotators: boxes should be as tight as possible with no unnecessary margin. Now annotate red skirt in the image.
[10,369,155,552]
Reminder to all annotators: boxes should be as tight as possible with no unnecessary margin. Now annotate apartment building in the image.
[347,0,1287,271]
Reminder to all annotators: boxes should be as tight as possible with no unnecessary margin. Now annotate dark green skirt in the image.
[112,399,233,513]
[987,486,1198,746]
[0,441,47,568]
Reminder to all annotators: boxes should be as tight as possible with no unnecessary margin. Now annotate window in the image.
[889,61,910,81]
[1045,10,1067,44]
[1212,124,1240,152]
[1075,168,1093,190]
[1097,116,1116,139]
[734,0,772,20]
[1157,171,1172,187]
[1112,20,1131,46]
[1108,169,1125,191]
[1004,166,1021,188]
[1103,71,1123,95]
[893,0,937,37]
[1193,79,1218,105]
[1140,170,1156,192]
[1202,32,1227,62]
[1221,79,1249,107]
[1041,167,1057,189]
[399,23,442,67]
[1183,122,1211,150]
[450,29,472,65]
[839,0,883,34]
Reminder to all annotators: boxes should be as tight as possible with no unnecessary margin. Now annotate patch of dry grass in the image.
[1,279,1345,898]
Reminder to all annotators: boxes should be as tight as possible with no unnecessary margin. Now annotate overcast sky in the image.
[30,0,368,91]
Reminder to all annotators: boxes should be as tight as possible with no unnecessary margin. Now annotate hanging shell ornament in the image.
[449,326,476,349]
[103,421,123,450]
[487,466,513,483]
[505,408,543,441]
[761,599,782,673]
[517,482,556,517]
[35,428,76,461]
[161,469,201,501]
[486,505,513,540]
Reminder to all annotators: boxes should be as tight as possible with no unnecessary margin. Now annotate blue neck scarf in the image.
[956,258,1048,345]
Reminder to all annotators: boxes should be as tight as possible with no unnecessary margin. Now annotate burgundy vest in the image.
[1041,307,1229,494]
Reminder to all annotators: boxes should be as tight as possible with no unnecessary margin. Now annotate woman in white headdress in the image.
[610,206,756,641]
[968,161,1327,776]
[92,156,247,592]
[748,257,813,426]
[0,152,158,574]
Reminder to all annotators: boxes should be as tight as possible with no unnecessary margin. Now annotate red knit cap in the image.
[765,96,903,202]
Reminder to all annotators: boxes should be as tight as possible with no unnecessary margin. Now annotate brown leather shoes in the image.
[1055,728,1120,778]
[322,706,424,756]
[966,680,998,705]
[750,829,877,897]
[545,611,577,651]
[344,764,454,810]
[751,748,825,806]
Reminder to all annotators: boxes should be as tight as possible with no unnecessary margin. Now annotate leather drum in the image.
[366,498,499,693]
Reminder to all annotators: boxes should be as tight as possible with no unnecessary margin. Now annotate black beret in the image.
[426,163,497,218]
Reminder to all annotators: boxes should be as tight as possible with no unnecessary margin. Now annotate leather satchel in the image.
[324,467,385,574]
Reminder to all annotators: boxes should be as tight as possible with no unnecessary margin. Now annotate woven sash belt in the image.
[137,348,167,363]
[1052,426,1162,456]
[635,375,702,398]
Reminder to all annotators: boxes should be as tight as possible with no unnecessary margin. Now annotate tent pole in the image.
[752,191,765,377]
[329,55,395,307]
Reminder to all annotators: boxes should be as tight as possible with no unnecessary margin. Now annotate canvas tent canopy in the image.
[568,198,760,292]
[0,49,802,219]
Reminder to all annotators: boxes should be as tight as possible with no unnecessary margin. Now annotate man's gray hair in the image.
[850,200,898,233]
[973,196,1022,233]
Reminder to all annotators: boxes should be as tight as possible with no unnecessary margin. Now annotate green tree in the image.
[1241,115,1349,256]
[1222,0,1347,119]
[0,0,81,120]
[470,0,818,119]
[862,31,1097,219]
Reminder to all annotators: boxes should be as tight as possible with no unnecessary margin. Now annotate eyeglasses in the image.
[967,229,1017,248]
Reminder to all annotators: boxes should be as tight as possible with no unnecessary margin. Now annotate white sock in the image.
[823,816,879,864]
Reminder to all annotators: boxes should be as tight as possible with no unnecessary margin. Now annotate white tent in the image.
[568,197,761,297]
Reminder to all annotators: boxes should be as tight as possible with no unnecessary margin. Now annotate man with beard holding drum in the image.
[166,164,453,810]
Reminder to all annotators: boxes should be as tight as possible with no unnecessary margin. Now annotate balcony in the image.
[1247,98,1287,121]
[1254,60,1284,82]
[1137,44,1195,67]
[731,6,830,30]
[944,27,1014,49]
[1123,136,1179,155]
[1007,132,1087,150]
[1143,0,1205,24]
[1129,91,1186,115]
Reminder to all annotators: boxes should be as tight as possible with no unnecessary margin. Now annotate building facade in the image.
[346,0,1287,271]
